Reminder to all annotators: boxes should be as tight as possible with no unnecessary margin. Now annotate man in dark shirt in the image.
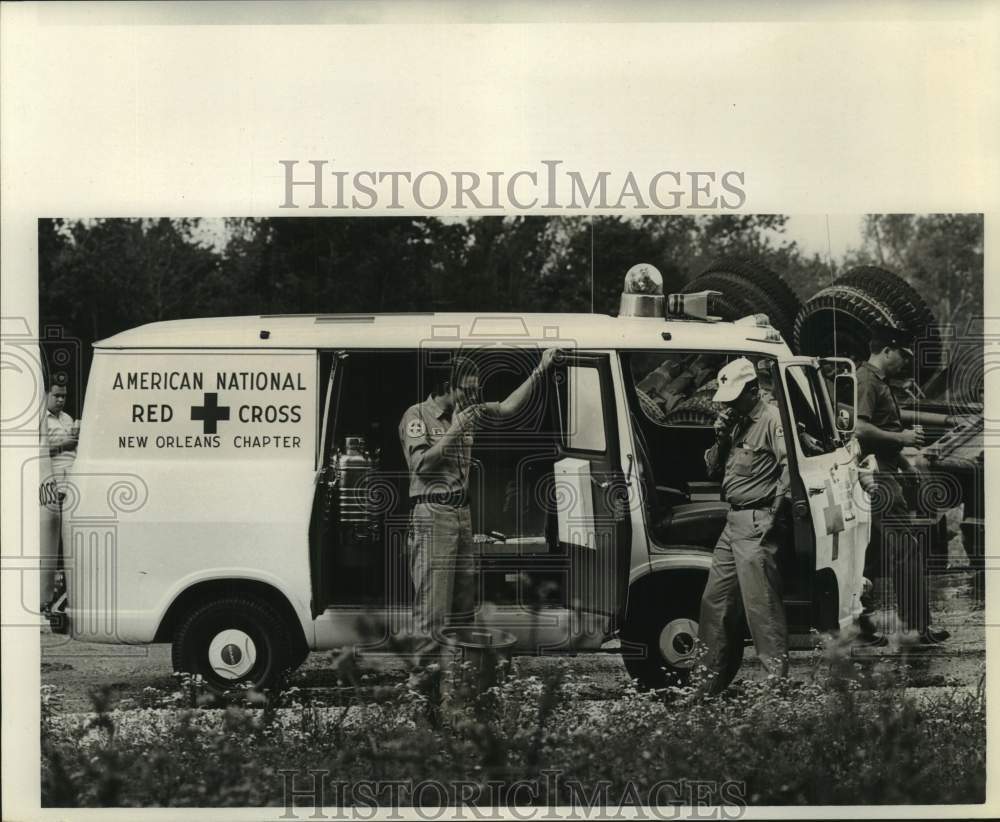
[855,326,948,644]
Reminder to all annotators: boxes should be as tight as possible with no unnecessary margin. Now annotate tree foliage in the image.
[38,214,981,397]
[844,214,984,330]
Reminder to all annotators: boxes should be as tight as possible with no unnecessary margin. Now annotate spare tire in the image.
[698,257,803,336]
[794,266,940,385]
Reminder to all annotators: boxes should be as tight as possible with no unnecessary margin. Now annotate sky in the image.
[777,214,866,262]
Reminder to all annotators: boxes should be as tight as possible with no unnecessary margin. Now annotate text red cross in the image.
[191,392,230,434]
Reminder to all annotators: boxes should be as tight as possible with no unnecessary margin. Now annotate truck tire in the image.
[636,387,667,423]
[793,281,892,363]
[621,575,705,690]
[662,394,720,426]
[172,596,294,693]
[794,265,940,385]
[698,257,803,338]
[836,266,937,339]
[683,264,799,343]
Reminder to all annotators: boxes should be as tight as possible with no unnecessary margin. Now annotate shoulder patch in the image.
[406,419,426,438]
[775,425,783,437]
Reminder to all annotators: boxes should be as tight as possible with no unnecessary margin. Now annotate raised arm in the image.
[704,406,736,480]
[491,348,560,420]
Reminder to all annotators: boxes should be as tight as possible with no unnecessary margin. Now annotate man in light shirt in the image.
[45,382,78,473]
[41,381,78,611]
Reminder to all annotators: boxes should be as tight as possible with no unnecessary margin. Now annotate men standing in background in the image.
[855,326,949,644]
[40,379,78,612]
[45,381,78,473]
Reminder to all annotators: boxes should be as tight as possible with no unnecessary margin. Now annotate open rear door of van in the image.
[553,352,632,632]
[776,357,868,633]
[308,351,347,617]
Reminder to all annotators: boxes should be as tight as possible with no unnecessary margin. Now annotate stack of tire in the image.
[794,265,941,387]
[670,257,802,425]
[682,256,803,344]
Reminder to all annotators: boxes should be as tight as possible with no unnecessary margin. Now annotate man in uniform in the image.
[697,357,791,695]
[399,349,558,662]
[855,326,949,644]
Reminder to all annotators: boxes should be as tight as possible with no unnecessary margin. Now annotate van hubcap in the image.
[208,629,257,680]
[658,618,698,668]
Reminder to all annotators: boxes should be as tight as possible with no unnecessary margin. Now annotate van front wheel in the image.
[172,597,293,693]
[621,584,704,690]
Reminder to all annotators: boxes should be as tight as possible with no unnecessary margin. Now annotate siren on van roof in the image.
[618,263,781,338]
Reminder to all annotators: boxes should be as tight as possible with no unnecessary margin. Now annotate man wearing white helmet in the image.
[697,357,791,694]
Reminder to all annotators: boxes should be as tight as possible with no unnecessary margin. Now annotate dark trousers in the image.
[861,471,931,634]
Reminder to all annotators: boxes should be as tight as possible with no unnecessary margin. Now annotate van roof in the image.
[94,313,794,356]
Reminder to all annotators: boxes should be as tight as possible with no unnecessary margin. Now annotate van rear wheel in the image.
[172,597,293,693]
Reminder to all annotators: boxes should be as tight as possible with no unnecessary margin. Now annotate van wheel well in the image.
[154,579,307,659]
[621,568,708,690]
[625,568,707,627]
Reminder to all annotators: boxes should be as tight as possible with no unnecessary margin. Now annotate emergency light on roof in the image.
[618,263,665,318]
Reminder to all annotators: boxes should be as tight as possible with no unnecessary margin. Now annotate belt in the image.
[728,496,774,512]
[410,492,469,508]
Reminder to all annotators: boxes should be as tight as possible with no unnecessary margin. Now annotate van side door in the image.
[308,351,347,617]
[776,357,867,632]
[553,352,632,631]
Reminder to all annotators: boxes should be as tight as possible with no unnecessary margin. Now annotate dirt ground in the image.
[41,570,985,714]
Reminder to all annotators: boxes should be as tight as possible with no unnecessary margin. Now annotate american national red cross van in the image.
[51,298,870,694]
[92,352,316,459]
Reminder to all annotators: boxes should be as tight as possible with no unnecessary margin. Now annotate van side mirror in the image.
[834,373,856,433]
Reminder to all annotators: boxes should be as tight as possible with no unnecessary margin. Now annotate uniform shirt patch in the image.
[406,419,426,438]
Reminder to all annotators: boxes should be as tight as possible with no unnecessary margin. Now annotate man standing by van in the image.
[400,349,558,662]
[45,380,79,471]
[697,357,791,695]
[855,326,948,645]
[41,379,78,612]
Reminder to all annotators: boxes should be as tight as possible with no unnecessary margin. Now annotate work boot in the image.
[854,632,888,648]
[856,609,884,644]
[917,627,950,644]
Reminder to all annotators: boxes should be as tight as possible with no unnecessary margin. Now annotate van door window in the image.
[783,364,837,456]
[558,364,607,452]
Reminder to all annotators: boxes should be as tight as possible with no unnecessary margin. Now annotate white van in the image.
[52,270,871,690]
